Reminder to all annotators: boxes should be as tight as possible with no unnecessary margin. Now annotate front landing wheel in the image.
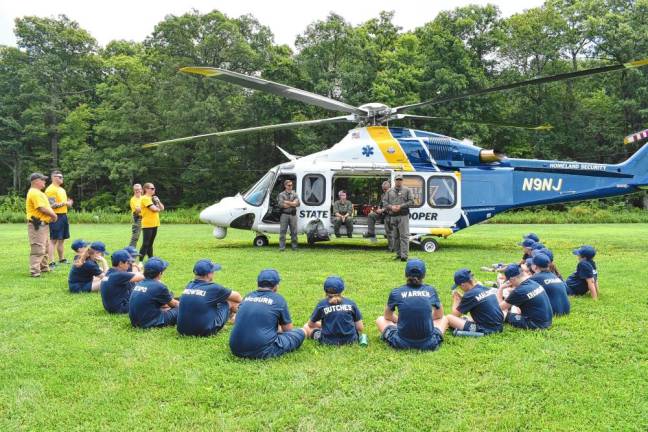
[253,235,269,247]
[420,238,439,253]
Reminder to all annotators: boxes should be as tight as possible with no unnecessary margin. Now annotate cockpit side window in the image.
[302,174,326,206]
[242,171,275,206]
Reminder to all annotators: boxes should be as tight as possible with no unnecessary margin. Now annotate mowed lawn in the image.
[1,223,647,431]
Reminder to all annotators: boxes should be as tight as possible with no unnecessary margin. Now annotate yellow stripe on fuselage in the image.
[366,126,414,171]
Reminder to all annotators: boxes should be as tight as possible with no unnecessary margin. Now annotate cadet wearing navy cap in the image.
[305,276,364,345]
[376,259,448,350]
[530,253,570,316]
[70,239,88,263]
[518,238,537,263]
[128,257,179,329]
[229,269,308,359]
[524,233,540,243]
[566,245,598,299]
[446,268,504,335]
[123,245,143,272]
[496,264,553,329]
[100,249,144,314]
[177,259,242,337]
[68,241,107,293]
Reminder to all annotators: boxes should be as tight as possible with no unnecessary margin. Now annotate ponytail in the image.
[406,276,423,287]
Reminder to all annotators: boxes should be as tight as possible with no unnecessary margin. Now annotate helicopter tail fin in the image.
[619,143,648,187]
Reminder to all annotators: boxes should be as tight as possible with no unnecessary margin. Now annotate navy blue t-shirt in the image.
[387,284,441,341]
[177,280,232,336]
[531,271,570,315]
[128,279,173,328]
[505,279,553,328]
[68,260,102,292]
[100,268,135,314]
[229,290,292,357]
[566,260,597,295]
[309,297,362,344]
[457,285,504,333]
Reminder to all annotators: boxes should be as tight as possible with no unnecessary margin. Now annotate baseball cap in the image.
[532,253,551,268]
[193,259,222,276]
[518,238,536,248]
[394,173,404,180]
[405,259,426,277]
[524,233,540,243]
[71,239,88,252]
[144,257,169,273]
[532,242,545,250]
[573,245,596,259]
[258,269,281,287]
[111,250,134,266]
[90,241,109,254]
[29,172,48,182]
[524,257,534,269]
[323,276,345,294]
[504,264,522,280]
[451,268,473,289]
[124,245,141,257]
[533,247,554,262]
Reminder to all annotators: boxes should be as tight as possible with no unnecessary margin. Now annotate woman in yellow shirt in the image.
[139,183,164,259]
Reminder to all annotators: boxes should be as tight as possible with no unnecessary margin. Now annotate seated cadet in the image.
[177,259,242,337]
[70,239,88,263]
[304,276,364,345]
[446,268,504,335]
[333,190,354,238]
[68,241,107,293]
[123,245,143,272]
[497,264,553,330]
[524,233,540,243]
[100,249,144,314]
[533,247,563,280]
[529,253,570,316]
[517,238,537,263]
[376,259,449,350]
[128,257,179,329]
[229,269,308,359]
[565,245,598,300]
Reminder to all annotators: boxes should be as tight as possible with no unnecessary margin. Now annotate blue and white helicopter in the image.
[146,59,648,252]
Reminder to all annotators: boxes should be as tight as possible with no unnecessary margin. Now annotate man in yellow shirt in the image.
[45,170,73,266]
[139,182,164,259]
[129,183,143,248]
[26,172,58,277]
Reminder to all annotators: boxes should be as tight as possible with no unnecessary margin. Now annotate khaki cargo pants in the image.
[28,223,50,276]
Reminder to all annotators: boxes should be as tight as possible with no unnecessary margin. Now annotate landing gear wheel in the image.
[253,235,269,247]
[420,238,439,253]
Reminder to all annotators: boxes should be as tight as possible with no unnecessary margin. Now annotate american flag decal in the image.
[624,128,648,145]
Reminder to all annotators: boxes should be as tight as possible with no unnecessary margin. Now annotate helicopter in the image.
[145,58,648,252]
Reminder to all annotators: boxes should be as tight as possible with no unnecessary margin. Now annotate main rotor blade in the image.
[181,67,366,116]
[400,114,553,131]
[396,58,648,113]
[142,116,353,148]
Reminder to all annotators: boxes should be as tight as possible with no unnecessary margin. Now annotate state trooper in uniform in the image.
[277,179,300,251]
[332,190,353,238]
[385,174,414,261]
[364,180,393,251]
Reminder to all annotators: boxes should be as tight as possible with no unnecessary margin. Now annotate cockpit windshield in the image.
[242,170,276,206]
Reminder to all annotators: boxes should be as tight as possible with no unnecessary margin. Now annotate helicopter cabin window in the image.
[261,173,297,224]
[243,170,275,206]
[302,174,326,206]
[427,176,457,208]
[401,175,424,208]
[331,175,390,223]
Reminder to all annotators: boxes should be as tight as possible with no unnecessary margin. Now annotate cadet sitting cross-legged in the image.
[446,268,504,336]
[333,190,354,238]
[128,257,179,329]
[177,259,242,337]
[229,269,309,359]
[100,249,144,314]
[304,276,364,346]
[497,264,553,330]
[376,259,448,350]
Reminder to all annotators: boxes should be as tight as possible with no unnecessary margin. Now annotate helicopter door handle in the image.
[234,207,248,210]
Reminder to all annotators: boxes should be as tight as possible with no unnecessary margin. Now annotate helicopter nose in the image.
[199,200,233,226]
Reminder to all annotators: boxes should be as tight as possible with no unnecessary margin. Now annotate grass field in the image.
[1,223,647,431]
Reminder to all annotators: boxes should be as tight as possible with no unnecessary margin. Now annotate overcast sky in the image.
[1,0,545,49]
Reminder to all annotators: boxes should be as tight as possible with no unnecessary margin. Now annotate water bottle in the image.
[452,330,485,337]
[359,333,369,347]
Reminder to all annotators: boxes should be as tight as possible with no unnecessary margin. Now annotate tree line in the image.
[1,1,647,211]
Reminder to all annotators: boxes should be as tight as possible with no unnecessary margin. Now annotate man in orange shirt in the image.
[129,183,143,248]
[26,173,58,277]
[45,170,73,266]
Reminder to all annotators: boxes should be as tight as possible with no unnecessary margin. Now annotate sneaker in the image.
[30,273,41,278]
[393,255,401,260]
[400,258,407,262]
[49,262,56,269]
[58,259,68,264]
[363,233,375,239]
